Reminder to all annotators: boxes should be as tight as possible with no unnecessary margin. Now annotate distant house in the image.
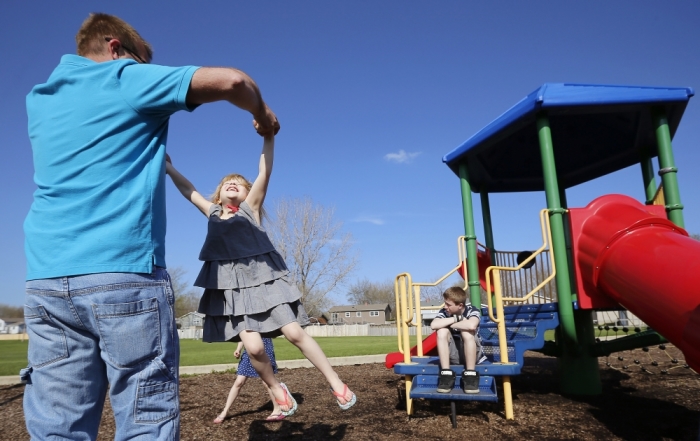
[327,304,391,325]
[416,301,444,326]
[177,312,205,329]
[0,318,26,334]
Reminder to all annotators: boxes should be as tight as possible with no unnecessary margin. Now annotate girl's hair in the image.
[210,174,267,222]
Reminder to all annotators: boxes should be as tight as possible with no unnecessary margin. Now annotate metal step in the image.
[395,358,522,376]
[410,374,498,402]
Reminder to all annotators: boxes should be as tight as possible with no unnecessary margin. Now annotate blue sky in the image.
[1,1,699,307]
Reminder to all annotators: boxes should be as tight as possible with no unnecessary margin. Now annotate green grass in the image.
[0,340,29,376]
[0,336,415,376]
[180,336,416,367]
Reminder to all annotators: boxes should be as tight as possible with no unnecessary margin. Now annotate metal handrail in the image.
[484,209,556,364]
[394,235,475,361]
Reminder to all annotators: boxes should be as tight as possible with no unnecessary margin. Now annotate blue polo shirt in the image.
[25,54,199,280]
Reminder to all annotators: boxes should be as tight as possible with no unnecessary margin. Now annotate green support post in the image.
[652,108,685,228]
[639,146,657,205]
[537,114,601,395]
[459,163,483,308]
[557,185,577,305]
[480,191,496,258]
[480,190,496,308]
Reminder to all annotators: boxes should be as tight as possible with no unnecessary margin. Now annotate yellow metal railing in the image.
[392,209,556,420]
[484,209,556,420]
[394,236,472,364]
[491,250,557,304]
[393,236,471,415]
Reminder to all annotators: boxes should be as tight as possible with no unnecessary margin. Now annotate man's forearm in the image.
[186,67,263,114]
[186,67,279,136]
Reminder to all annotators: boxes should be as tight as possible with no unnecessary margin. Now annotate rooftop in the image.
[443,83,694,193]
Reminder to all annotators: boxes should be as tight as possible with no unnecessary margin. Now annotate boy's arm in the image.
[165,157,213,216]
[451,316,480,332]
[431,315,457,330]
[186,67,279,137]
[246,135,274,224]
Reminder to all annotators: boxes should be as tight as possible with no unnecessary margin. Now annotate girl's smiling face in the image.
[210,173,252,206]
[219,179,249,204]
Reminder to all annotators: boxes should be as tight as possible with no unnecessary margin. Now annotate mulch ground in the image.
[1,346,698,440]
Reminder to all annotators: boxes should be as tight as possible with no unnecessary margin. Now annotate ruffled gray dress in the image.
[195,202,309,342]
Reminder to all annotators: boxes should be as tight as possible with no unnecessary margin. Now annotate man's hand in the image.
[253,103,280,137]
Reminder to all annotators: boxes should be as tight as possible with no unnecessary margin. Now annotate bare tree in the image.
[420,276,451,304]
[268,197,358,318]
[0,304,23,318]
[169,266,202,318]
[346,278,395,319]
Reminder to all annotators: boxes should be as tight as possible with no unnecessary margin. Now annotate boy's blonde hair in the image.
[443,286,467,305]
[210,174,267,221]
[75,13,153,60]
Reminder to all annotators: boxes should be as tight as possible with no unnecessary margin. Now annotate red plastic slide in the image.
[385,250,493,369]
[385,333,438,369]
[570,195,700,372]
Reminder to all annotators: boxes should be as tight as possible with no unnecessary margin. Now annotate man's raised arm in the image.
[186,67,279,136]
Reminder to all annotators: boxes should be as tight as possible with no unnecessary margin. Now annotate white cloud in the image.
[384,149,421,164]
[351,216,385,225]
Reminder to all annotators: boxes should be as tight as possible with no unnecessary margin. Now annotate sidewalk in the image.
[0,354,386,386]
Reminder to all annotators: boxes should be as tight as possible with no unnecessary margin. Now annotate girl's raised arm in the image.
[246,135,274,223]
[165,155,213,217]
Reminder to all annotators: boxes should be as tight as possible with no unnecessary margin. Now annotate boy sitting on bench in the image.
[431,286,487,393]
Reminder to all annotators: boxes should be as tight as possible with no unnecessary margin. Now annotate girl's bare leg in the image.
[280,322,354,403]
[215,375,248,422]
[238,331,291,411]
[262,381,282,417]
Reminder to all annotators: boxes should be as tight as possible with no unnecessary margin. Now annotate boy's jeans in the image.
[22,268,180,441]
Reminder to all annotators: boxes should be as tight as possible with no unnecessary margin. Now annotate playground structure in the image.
[387,83,700,425]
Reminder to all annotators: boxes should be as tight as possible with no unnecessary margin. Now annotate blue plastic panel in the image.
[443,83,694,192]
[394,302,560,376]
[410,374,498,402]
[394,358,522,376]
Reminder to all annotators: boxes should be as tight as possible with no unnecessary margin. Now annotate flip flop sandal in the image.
[277,383,298,417]
[331,384,357,410]
[265,413,286,421]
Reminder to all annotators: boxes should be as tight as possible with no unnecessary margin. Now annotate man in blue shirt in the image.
[22,13,279,440]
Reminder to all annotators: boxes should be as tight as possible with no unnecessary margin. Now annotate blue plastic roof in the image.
[443,83,694,193]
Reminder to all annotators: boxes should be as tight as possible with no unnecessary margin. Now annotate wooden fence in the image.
[176,325,434,339]
[0,333,28,341]
[178,328,203,340]
[304,324,433,338]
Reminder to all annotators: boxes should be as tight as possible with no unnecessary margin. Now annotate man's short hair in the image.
[443,286,467,305]
[75,13,153,60]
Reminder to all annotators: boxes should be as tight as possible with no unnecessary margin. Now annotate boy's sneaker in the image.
[462,370,480,394]
[437,369,455,393]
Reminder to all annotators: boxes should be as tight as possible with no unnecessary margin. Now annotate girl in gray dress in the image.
[166,133,356,412]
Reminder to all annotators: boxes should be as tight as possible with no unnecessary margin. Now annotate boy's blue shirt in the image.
[25,54,199,280]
